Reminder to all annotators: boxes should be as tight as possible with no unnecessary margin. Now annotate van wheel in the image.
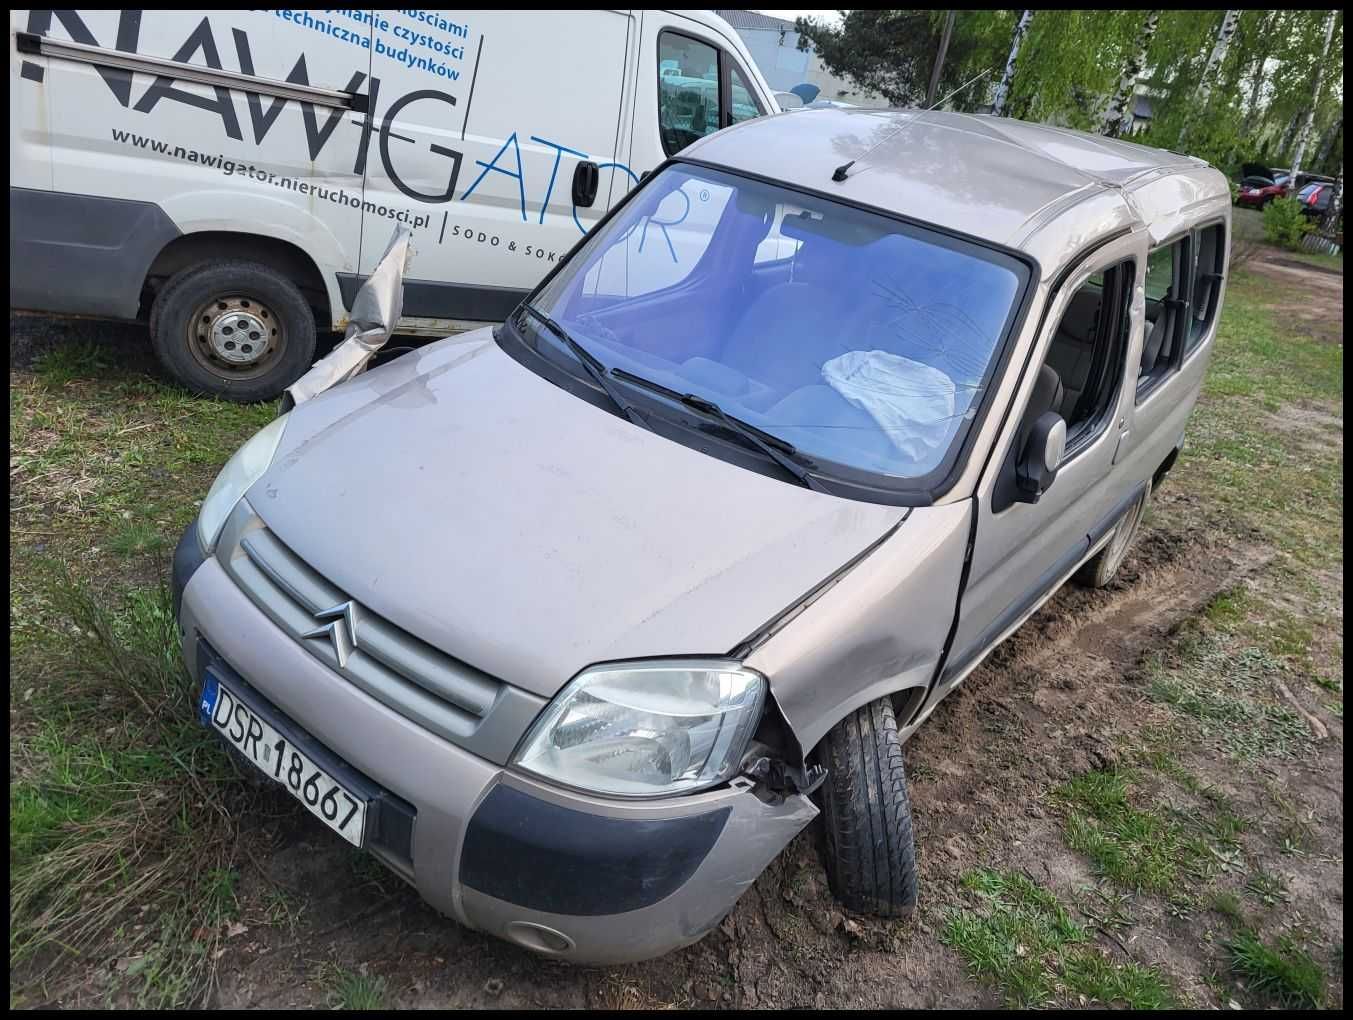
[1075,481,1151,589]
[150,260,316,402]
[815,696,918,917]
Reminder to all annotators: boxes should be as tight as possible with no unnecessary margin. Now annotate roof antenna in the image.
[832,68,991,184]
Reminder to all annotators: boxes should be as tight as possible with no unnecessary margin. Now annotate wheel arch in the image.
[142,231,334,327]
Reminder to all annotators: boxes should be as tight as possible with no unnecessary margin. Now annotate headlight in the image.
[513,660,765,798]
[197,414,290,553]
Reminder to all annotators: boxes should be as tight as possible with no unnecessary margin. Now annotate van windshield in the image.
[519,164,1029,487]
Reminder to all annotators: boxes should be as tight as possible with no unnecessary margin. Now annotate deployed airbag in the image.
[821,350,959,467]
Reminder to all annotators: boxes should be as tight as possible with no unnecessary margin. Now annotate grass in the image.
[8,576,254,1007]
[941,869,1174,1008]
[1228,931,1325,1008]
[10,337,283,1006]
[1144,639,1312,762]
[1054,770,1209,894]
[323,967,389,1010]
[1282,248,1343,274]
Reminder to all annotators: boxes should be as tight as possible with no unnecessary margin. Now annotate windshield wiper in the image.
[520,304,650,429]
[610,368,828,494]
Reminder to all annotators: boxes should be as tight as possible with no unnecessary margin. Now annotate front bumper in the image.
[178,553,816,963]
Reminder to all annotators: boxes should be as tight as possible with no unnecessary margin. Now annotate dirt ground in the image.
[11,246,1344,1009]
[1246,249,1344,346]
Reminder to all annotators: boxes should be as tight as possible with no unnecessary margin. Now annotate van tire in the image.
[150,260,316,403]
[816,696,919,918]
[1075,481,1151,589]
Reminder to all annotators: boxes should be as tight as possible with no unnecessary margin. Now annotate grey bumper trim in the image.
[10,187,180,320]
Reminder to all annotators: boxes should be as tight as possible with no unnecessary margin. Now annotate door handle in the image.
[571,161,600,208]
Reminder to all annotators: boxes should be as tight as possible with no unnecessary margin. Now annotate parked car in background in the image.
[1235,173,1290,209]
[1296,181,1336,221]
[10,9,777,401]
[174,107,1230,964]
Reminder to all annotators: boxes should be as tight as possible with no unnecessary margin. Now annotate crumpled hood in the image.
[248,329,907,698]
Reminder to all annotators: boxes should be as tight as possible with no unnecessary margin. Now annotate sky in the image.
[757,10,844,30]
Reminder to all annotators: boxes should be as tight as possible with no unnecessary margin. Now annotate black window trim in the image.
[1061,257,1135,463]
[1135,229,1192,403]
[657,28,766,158]
[1183,216,1227,361]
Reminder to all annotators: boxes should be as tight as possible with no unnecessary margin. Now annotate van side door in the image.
[1119,219,1227,496]
[937,231,1147,699]
[628,11,771,177]
[356,11,633,325]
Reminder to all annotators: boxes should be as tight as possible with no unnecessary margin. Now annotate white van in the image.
[9,9,778,400]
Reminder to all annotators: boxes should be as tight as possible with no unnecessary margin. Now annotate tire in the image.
[150,259,316,402]
[816,696,919,917]
[1074,481,1151,589]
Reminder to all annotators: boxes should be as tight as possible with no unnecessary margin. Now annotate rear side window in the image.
[1187,224,1225,352]
[1137,238,1187,398]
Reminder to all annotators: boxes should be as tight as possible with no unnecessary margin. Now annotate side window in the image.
[1041,260,1133,447]
[728,64,761,126]
[1137,238,1187,398]
[658,34,766,155]
[658,33,720,155]
[1187,224,1225,352]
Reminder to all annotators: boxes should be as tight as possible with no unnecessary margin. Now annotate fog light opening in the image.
[505,921,574,955]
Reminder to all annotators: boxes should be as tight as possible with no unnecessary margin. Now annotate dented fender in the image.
[744,500,973,756]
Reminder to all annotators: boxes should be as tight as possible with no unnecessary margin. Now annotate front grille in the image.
[217,503,546,765]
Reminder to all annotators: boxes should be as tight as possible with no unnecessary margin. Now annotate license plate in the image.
[200,674,368,847]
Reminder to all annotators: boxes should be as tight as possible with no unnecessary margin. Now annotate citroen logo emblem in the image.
[301,601,359,668]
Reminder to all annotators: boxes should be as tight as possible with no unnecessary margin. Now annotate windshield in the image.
[520,164,1028,488]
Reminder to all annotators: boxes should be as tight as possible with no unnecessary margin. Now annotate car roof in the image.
[682,108,1229,268]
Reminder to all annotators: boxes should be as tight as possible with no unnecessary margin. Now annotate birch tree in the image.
[1194,10,1241,108]
[991,10,1033,117]
[1100,11,1159,137]
[1288,9,1338,180]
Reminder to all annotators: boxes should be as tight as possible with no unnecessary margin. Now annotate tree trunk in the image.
[1100,11,1160,137]
[1244,10,1278,117]
[925,10,957,108]
[1313,115,1342,169]
[1319,165,1343,234]
[991,10,1033,117]
[1195,10,1241,108]
[1289,10,1338,180]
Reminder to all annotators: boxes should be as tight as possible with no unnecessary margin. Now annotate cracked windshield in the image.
[529,164,1026,480]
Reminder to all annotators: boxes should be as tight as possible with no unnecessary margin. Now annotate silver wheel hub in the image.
[207,307,270,365]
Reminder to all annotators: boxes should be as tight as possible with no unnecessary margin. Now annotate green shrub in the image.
[1262,197,1313,250]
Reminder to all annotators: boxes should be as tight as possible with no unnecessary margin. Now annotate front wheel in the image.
[150,260,316,402]
[816,696,919,917]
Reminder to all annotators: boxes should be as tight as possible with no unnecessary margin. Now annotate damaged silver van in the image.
[173,108,1230,962]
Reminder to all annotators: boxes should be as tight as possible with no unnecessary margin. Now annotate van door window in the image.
[1186,224,1225,354]
[658,33,721,155]
[727,64,761,126]
[1137,238,1187,399]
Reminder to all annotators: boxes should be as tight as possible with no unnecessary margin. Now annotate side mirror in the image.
[1015,411,1066,503]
